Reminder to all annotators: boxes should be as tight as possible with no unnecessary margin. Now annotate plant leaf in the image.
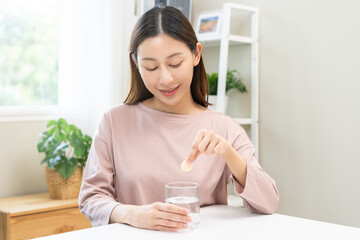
[37,133,50,152]
[207,72,218,95]
[69,128,87,157]
[46,120,57,128]
[59,118,70,134]
[207,69,247,94]
[57,118,69,141]
[55,157,78,179]
[48,155,62,168]
[41,158,49,165]
[77,157,87,167]
[52,142,69,156]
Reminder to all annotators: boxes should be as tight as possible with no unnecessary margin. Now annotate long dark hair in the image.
[124,6,209,107]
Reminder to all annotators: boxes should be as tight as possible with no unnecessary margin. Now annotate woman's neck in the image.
[142,97,205,115]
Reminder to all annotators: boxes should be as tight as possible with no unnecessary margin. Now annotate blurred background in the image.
[0,0,359,229]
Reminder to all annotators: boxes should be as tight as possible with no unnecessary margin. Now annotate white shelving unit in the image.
[198,3,259,159]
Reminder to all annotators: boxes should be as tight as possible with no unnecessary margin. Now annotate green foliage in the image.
[37,118,92,179]
[207,69,247,95]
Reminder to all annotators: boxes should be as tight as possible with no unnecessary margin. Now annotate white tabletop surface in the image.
[34,205,360,240]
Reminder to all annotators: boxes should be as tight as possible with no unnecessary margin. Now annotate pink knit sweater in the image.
[79,103,279,226]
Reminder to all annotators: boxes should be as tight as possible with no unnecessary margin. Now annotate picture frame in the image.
[195,11,222,39]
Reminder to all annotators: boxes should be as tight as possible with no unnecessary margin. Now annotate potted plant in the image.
[37,118,92,199]
[207,69,247,110]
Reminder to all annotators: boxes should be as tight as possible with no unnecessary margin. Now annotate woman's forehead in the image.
[137,35,190,59]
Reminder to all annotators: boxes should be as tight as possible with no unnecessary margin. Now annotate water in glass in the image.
[166,196,200,230]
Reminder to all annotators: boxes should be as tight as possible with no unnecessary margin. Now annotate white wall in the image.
[0,121,49,198]
[193,0,360,228]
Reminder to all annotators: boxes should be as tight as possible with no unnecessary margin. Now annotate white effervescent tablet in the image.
[181,160,193,172]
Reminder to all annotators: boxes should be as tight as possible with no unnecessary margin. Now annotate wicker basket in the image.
[46,167,83,200]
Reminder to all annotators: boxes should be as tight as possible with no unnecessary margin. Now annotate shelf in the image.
[200,2,259,160]
[228,35,253,44]
[233,118,253,125]
[197,34,253,47]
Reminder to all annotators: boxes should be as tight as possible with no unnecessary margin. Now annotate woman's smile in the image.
[159,85,180,96]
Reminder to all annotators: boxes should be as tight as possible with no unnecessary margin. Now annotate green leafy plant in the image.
[37,118,92,179]
[207,69,247,95]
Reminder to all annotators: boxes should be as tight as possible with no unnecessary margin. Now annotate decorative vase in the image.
[46,167,83,200]
[208,95,229,112]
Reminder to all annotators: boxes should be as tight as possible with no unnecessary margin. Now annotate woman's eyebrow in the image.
[141,52,183,61]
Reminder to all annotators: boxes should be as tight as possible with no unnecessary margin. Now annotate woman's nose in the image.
[159,67,174,85]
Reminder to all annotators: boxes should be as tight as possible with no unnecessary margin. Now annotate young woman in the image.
[79,6,279,232]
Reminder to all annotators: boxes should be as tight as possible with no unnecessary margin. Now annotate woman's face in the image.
[135,34,202,113]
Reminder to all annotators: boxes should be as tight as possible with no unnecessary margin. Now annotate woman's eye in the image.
[145,67,158,71]
[170,61,182,68]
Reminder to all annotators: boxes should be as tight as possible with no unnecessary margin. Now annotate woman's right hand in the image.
[111,202,192,232]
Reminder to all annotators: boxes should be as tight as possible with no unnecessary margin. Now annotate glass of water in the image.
[165,182,200,231]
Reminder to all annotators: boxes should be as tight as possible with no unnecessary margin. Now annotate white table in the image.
[34,205,360,240]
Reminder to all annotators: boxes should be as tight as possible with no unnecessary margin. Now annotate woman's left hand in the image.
[186,129,231,165]
[185,129,247,187]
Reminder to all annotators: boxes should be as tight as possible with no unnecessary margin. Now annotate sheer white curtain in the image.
[59,0,137,135]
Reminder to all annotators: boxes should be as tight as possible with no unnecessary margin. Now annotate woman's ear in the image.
[131,53,139,69]
[193,42,203,66]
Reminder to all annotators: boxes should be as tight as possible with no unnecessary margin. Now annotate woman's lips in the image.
[159,86,179,96]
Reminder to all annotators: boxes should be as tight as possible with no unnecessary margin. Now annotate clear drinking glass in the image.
[165,182,200,231]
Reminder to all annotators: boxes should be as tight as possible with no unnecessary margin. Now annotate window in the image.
[0,0,60,107]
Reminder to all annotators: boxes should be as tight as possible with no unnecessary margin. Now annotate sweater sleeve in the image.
[78,113,120,227]
[227,121,279,214]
